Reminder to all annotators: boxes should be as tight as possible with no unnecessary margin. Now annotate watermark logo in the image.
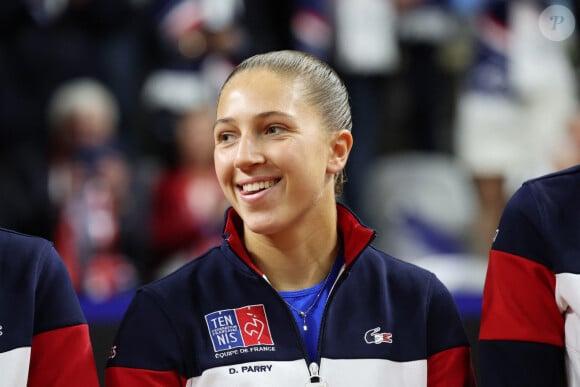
[539,5,575,41]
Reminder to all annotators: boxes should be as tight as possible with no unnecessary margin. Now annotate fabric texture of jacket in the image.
[480,164,580,386]
[106,204,474,386]
[0,227,99,386]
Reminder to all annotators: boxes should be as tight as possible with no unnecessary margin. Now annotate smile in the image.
[240,179,280,193]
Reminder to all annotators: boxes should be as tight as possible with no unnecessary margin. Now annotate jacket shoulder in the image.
[0,227,57,270]
[141,246,225,297]
[361,246,440,289]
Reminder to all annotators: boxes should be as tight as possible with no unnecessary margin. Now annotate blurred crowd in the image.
[0,0,579,301]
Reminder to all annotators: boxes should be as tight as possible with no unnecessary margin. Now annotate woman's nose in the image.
[233,134,265,170]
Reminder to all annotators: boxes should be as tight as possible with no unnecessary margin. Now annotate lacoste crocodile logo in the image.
[364,327,392,344]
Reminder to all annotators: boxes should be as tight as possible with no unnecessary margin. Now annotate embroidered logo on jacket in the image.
[364,327,393,344]
[205,304,274,352]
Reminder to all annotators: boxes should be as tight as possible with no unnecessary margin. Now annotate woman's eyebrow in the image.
[213,117,235,130]
[214,111,294,129]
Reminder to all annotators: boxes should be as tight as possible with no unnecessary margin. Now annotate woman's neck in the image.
[245,213,339,291]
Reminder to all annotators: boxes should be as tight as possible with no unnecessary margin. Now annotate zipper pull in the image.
[305,362,326,386]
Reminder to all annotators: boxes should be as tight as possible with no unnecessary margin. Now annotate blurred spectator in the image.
[454,0,577,257]
[47,78,142,302]
[0,0,149,238]
[143,74,228,279]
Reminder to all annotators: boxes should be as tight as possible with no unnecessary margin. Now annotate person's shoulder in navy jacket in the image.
[0,227,99,386]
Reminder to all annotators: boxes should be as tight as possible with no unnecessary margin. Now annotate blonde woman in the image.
[106,50,475,386]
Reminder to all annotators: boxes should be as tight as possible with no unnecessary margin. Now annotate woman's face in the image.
[214,69,341,236]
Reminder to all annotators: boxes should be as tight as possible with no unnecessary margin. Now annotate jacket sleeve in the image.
[105,288,188,386]
[478,184,566,386]
[28,244,100,387]
[426,275,476,387]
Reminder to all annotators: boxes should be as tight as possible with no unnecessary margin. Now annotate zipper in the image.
[304,264,348,386]
[305,362,327,386]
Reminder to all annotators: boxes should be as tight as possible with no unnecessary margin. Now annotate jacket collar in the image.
[222,203,375,275]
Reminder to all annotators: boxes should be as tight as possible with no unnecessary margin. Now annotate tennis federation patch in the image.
[205,304,274,352]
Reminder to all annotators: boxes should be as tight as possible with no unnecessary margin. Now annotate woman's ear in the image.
[327,129,353,174]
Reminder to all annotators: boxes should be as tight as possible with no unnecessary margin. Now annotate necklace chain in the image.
[283,271,333,332]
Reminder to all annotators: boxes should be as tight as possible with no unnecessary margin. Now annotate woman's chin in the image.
[241,211,283,236]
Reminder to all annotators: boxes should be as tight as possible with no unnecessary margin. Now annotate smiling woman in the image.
[105,50,476,387]
[213,65,350,245]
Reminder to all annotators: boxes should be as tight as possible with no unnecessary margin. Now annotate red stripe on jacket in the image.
[479,249,564,346]
[28,324,99,386]
[428,346,476,387]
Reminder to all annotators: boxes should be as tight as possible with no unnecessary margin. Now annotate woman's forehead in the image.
[217,70,308,116]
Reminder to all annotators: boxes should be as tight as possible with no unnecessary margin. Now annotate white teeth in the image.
[242,180,276,193]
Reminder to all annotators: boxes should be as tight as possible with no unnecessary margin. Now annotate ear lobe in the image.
[327,130,353,174]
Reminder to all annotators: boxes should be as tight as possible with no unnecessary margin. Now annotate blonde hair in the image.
[220,50,352,194]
